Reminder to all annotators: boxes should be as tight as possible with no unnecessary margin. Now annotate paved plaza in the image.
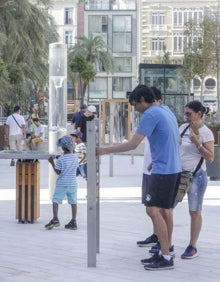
[0,155,220,281]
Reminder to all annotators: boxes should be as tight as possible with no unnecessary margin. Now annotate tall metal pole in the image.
[87,120,100,267]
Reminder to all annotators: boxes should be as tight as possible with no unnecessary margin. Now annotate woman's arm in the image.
[190,133,214,163]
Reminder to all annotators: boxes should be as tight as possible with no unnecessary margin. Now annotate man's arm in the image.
[96,133,144,155]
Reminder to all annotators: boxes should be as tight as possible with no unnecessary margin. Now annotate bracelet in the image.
[197,143,203,150]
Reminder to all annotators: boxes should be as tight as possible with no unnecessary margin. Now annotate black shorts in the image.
[145,173,180,209]
[142,174,151,205]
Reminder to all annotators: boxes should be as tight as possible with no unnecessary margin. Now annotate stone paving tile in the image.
[1,155,220,281]
[0,196,220,282]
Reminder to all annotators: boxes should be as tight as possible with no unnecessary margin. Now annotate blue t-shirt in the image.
[55,153,79,187]
[136,105,181,174]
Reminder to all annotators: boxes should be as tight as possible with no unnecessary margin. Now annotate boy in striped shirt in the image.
[45,135,79,230]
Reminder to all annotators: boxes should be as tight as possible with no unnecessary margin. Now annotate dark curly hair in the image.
[129,84,155,105]
[185,100,206,117]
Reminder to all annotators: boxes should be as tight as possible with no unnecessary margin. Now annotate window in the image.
[173,33,184,53]
[173,33,199,54]
[88,15,108,45]
[152,38,165,51]
[173,8,204,27]
[89,77,108,99]
[193,78,201,89]
[152,12,165,25]
[113,16,132,52]
[64,31,73,46]
[112,0,136,10]
[64,8,73,25]
[205,78,216,90]
[112,77,132,98]
[85,0,110,10]
[102,15,108,32]
[88,15,108,33]
[114,57,132,72]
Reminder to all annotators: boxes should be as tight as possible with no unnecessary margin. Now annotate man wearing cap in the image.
[77,105,96,143]
[5,105,26,166]
[71,104,87,129]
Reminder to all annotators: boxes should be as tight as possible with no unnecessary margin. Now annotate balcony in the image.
[85,1,110,10]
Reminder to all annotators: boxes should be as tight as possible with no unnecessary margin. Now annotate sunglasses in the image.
[184,111,193,116]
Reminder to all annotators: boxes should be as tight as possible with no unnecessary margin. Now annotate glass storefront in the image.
[139,64,191,122]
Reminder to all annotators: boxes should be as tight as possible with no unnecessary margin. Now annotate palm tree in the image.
[68,34,114,104]
[0,0,58,115]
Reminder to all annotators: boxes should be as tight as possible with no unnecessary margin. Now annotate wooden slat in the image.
[27,163,32,221]
[15,162,40,222]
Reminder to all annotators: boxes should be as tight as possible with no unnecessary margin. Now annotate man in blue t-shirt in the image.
[96,85,181,271]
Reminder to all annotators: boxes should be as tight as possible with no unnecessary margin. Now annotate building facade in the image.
[48,0,78,47]
[83,0,138,101]
[139,0,219,105]
[43,0,220,106]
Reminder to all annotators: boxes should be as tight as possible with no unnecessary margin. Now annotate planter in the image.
[207,126,220,145]
[207,145,220,180]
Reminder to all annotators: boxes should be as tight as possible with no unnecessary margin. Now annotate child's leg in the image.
[71,204,77,220]
[53,202,59,219]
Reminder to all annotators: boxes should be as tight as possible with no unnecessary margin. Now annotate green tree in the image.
[69,53,97,104]
[0,0,58,115]
[182,17,217,101]
[68,34,114,104]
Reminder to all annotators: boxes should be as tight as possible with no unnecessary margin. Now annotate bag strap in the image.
[180,123,203,176]
[12,114,22,129]
[180,124,190,138]
[192,157,204,176]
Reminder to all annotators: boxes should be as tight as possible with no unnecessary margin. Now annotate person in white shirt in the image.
[5,105,26,166]
[178,101,214,259]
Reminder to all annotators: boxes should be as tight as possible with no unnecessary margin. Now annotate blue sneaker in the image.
[149,242,160,254]
[181,245,198,259]
[149,243,175,257]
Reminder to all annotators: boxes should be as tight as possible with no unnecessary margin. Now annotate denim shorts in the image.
[187,169,208,211]
[76,163,87,179]
[52,186,77,205]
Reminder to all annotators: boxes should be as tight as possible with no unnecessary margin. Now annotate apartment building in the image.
[139,0,219,103]
[43,0,219,103]
[44,0,138,102]
[47,0,78,46]
[83,0,138,101]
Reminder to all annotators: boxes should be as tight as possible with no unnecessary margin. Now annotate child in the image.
[26,118,35,145]
[29,118,45,150]
[45,135,79,230]
[70,129,87,180]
